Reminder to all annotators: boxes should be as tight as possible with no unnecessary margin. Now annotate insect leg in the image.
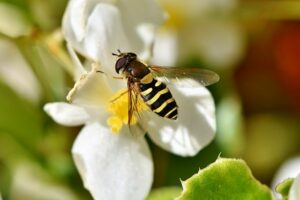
[127,79,135,126]
[110,90,128,103]
[95,70,124,80]
[112,76,124,80]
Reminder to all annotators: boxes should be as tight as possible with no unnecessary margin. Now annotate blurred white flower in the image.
[0,3,33,37]
[182,21,245,68]
[151,29,178,66]
[158,0,245,69]
[10,163,77,200]
[45,0,217,199]
[272,157,300,188]
[0,39,41,102]
[289,173,300,200]
[159,0,237,20]
[272,156,300,199]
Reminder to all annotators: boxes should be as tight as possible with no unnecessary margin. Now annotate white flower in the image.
[10,163,77,200]
[63,0,164,77]
[0,39,41,102]
[45,0,217,199]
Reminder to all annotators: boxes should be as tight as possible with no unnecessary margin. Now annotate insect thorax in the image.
[124,60,151,81]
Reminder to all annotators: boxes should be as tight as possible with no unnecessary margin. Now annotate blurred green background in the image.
[0,0,300,199]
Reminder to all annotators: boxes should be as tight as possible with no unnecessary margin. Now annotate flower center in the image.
[106,89,148,133]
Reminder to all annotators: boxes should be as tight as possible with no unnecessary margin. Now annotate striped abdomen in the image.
[139,78,178,120]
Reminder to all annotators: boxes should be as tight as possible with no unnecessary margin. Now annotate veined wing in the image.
[149,66,220,87]
[127,79,147,136]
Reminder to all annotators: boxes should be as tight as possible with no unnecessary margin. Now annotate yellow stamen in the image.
[106,89,148,133]
[107,116,123,133]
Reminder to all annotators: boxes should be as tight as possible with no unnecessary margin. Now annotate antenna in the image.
[112,49,123,57]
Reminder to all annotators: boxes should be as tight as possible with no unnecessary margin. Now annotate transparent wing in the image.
[149,66,220,87]
[127,80,147,136]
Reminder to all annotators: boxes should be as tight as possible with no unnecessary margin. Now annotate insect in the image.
[112,50,219,125]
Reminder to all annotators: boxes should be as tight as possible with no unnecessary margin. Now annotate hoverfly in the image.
[112,50,219,126]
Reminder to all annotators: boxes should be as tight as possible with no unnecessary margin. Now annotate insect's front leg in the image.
[112,76,124,80]
[133,82,141,95]
[110,90,128,103]
[127,79,135,126]
[96,70,124,80]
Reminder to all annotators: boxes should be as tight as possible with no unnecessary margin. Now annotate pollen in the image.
[106,89,148,133]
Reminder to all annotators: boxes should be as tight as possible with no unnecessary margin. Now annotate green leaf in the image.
[147,187,182,200]
[0,3,33,37]
[177,158,274,200]
[0,81,43,153]
[276,178,294,200]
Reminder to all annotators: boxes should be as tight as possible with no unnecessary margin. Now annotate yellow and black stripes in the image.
[139,78,178,120]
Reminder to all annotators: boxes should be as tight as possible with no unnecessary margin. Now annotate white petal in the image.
[64,2,130,75]
[68,0,87,41]
[63,0,103,42]
[63,0,86,43]
[83,4,131,73]
[272,156,300,197]
[44,102,90,126]
[137,24,156,62]
[66,66,114,107]
[145,80,216,156]
[65,64,126,120]
[66,43,87,80]
[289,174,300,200]
[63,0,164,75]
[116,0,165,53]
[151,29,178,66]
[72,123,153,200]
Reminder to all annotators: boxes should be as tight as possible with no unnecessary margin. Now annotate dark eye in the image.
[115,57,126,73]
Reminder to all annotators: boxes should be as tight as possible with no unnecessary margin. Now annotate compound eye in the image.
[115,57,126,73]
